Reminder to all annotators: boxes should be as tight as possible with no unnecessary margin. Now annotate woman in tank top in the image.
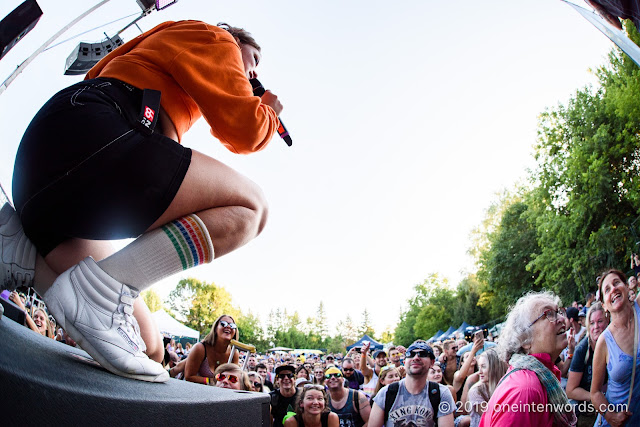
[184,314,239,384]
[591,269,640,426]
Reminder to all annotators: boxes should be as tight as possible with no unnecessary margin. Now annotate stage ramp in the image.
[0,313,269,425]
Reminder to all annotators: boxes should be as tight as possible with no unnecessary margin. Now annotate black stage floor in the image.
[0,309,269,426]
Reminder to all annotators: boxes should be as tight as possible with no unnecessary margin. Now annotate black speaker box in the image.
[64,35,123,76]
[0,0,43,60]
[0,314,270,425]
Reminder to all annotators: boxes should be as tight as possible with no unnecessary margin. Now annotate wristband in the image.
[205,377,210,385]
[567,353,573,359]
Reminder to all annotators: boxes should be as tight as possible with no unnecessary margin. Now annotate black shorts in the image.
[12,78,192,256]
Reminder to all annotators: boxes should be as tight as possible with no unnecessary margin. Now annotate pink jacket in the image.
[479,353,559,427]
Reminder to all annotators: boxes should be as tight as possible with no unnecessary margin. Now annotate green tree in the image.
[453,275,491,326]
[413,285,456,339]
[236,311,267,352]
[529,27,640,300]
[358,308,375,339]
[477,198,542,318]
[166,277,239,336]
[314,301,329,339]
[394,274,448,346]
[141,288,164,313]
[336,315,358,345]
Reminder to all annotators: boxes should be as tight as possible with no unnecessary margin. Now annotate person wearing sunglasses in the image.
[341,358,365,391]
[441,340,459,386]
[271,364,301,427]
[213,363,250,391]
[184,315,239,385]
[325,366,370,427]
[479,291,577,427]
[248,370,265,393]
[369,341,455,427]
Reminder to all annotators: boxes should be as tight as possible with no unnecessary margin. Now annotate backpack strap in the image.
[428,381,441,427]
[352,389,360,413]
[383,381,401,424]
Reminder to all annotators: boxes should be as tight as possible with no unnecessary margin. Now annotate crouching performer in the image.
[2,20,282,382]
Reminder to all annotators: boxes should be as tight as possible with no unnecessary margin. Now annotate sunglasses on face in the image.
[219,320,237,330]
[342,368,354,372]
[278,373,294,379]
[406,350,431,359]
[216,373,239,383]
[325,373,343,379]
[253,382,262,388]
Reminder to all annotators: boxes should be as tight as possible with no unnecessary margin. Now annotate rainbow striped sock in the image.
[162,216,213,270]
[99,214,214,290]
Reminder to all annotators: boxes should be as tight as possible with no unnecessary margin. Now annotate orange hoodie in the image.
[86,20,279,154]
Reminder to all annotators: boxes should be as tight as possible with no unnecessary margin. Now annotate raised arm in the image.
[360,342,373,380]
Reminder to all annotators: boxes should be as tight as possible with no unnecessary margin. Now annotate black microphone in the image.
[250,78,292,146]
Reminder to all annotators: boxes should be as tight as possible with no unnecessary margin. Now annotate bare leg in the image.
[146,149,268,258]
[38,149,268,366]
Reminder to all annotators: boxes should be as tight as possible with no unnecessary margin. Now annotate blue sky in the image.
[0,0,615,335]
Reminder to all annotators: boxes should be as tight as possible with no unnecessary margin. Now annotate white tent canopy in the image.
[152,310,200,341]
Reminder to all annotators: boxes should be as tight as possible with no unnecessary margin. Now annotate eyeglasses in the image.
[450,347,458,351]
[219,320,237,330]
[342,368,354,372]
[406,350,431,359]
[216,373,239,384]
[325,373,343,379]
[529,308,566,327]
[277,373,294,379]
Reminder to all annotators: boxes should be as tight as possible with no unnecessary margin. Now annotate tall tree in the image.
[358,308,375,339]
[476,198,542,318]
[529,27,640,299]
[166,277,238,336]
[314,301,329,339]
[394,274,449,346]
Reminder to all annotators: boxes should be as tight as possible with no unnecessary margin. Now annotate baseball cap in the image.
[275,364,296,376]
[406,341,435,359]
[324,366,342,376]
[295,377,311,387]
[373,349,387,358]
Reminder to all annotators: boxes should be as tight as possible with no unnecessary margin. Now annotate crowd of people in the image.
[3,244,640,426]
[1,7,640,425]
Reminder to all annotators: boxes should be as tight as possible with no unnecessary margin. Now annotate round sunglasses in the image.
[216,373,239,384]
[219,320,237,330]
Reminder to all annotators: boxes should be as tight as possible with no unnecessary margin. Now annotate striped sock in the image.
[98,214,214,290]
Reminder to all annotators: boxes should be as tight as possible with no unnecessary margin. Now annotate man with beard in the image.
[368,341,455,427]
[325,366,370,426]
[388,346,406,378]
[270,365,300,427]
[342,357,365,390]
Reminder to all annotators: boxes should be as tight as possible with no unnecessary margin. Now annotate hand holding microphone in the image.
[250,78,292,146]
